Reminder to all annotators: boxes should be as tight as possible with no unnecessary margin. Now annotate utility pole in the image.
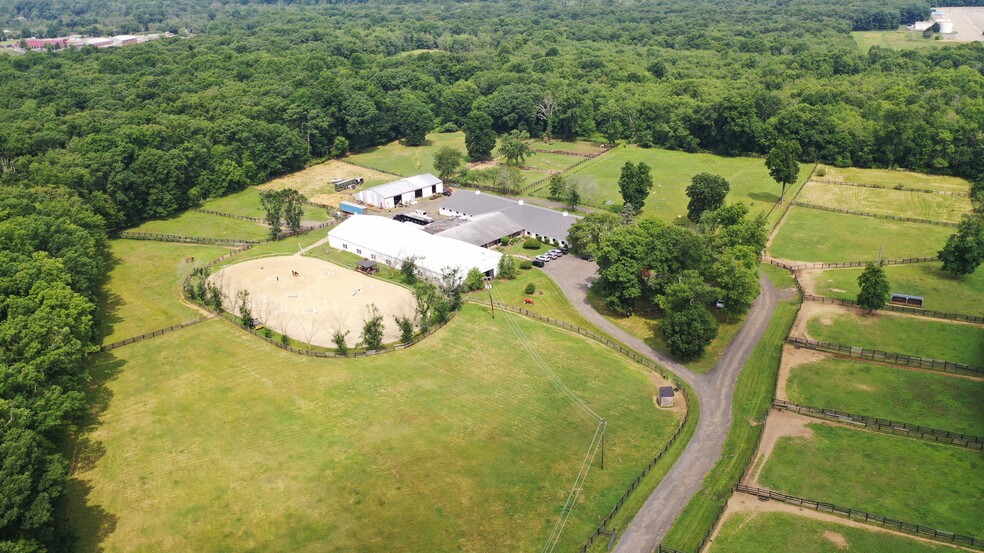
[484,277,494,319]
[601,418,607,470]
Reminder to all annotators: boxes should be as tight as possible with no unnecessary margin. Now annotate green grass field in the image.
[711,510,959,553]
[786,356,984,435]
[851,29,952,51]
[662,290,802,551]
[347,132,468,176]
[532,141,607,155]
[769,208,952,263]
[553,146,812,221]
[472,268,604,334]
[521,151,582,173]
[199,188,331,223]
[819,166,971,193]
[797,183,971,223]
[66,306,681,552]
[587,288,746,374]
[810,262,984,317]
[98,240,231,343]
[805,309,984,366]
[129,210,270,241]
[759,423,984,537]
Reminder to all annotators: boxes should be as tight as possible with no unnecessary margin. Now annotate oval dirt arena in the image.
[210,256,414,348]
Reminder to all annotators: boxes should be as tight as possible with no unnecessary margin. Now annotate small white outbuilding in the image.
[327,215,502,281]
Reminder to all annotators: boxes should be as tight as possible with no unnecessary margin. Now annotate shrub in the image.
[500,236,510,246]
[463,267,485,291]
[438,122,459,133]
[524,283,536,294]
[519,260,532,270]
[522,238,541,250]
[815,167,826,177]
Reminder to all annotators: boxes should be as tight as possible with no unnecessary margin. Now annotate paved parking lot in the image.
[937,7,984,42]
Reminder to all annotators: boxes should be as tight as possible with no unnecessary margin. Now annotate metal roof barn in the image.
[327,215,502,280]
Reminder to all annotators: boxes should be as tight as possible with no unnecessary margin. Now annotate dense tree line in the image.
[0,0,981,233]
[0,186,106,551]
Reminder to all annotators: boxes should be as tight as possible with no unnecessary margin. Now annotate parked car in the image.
[579,253,594,261]
[714,299,725,309]
[560,247,569,254]
[549,249,563,256]
[532,259,545,267]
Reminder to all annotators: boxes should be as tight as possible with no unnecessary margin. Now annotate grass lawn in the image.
[759,423,984,537]
[554,146,812,222]
[769,207,952,263]
[587,288,747,374]
[98,240,231,343]
[501,239,553,258]
[711,510,960,553]
[661,291,802,551]
[851,29,953,51]
[128,210,270,241]
[473,268,605,334]
[347,132,468,177]
[797,182,971,223]
[810,262,984,318]
[521,151,582,173]
[199,188,331,223]
[531,141,607,155]
[805,309,984,366]
[819,165,971,193]
[786,356,984,435]
[66,306,682,552]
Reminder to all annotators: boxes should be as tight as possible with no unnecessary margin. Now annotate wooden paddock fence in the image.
[772,399,984,451]
[192,208,266,223]
[118,231,260,246]
[793,201,959,227]
[802,294,984,324]
[734,485,983,549]
[100,318,209,351]
[785,336,982,374]
[768,257,937,271]
[809,178,971,197]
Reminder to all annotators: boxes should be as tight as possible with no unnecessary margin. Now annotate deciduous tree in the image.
[766,140,802,203]
[618,161,653,214]
[686,173,731,222]
[433,147,463,182]
[857,261,891,313]
[938,214,984,276]
[463,110,496,161]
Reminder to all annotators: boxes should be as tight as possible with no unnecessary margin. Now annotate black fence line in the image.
[191,208,266,224]
[772,399,984,451]
[768,257,938,271]
[530,149,597,157]
[118,231,260,245]
[99,317,209,351]
[793,201,959,227]
[734,485,983,549]
[785,336,982,374]
[802,294,984,324]
[810,178,971,197]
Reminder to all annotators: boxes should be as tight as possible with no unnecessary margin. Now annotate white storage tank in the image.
[938,20,954,34]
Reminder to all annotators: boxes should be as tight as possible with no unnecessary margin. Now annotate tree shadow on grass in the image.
[60,353,127,552]
[748,191,779,203]
[94,252,124,342]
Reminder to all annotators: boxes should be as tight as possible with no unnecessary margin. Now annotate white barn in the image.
[327,215,502,280]
[354,174,443,209]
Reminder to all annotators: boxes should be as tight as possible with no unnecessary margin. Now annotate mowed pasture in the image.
[199,187,332,223]
[67,306,682,552]
[819,166,971,193]
[797,182,972,223]
[806,262,984,318]
[758,421,984,537]
[472,269,605,334]
[784,355,984,435]
[557,146,812,221]
[347,131,468,176]
[98,240,231,343]
[710,509,960,553]
[851,29,953,52]
[768,208,952,263]
[801,305,984,366]
[258,159,393,206]
[128,210,270,241]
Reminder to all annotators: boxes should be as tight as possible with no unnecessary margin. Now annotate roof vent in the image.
[518,200,524,205]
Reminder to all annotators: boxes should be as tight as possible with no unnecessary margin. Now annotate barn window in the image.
[371,254,376,260]
[356,249,362,254]
[342,244,348,250]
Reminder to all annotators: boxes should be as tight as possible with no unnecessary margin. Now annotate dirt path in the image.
[542,256,780,553]
[703,493,980,553]
[744,410,814,487]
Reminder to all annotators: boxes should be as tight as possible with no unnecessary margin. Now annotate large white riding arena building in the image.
[327,215,502,280]
[439,191,580,246]
[354,173,444,209]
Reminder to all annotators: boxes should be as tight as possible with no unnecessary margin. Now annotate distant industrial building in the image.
[327,215,502,280]
[354,174,443,209]
[440,191,580,247]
